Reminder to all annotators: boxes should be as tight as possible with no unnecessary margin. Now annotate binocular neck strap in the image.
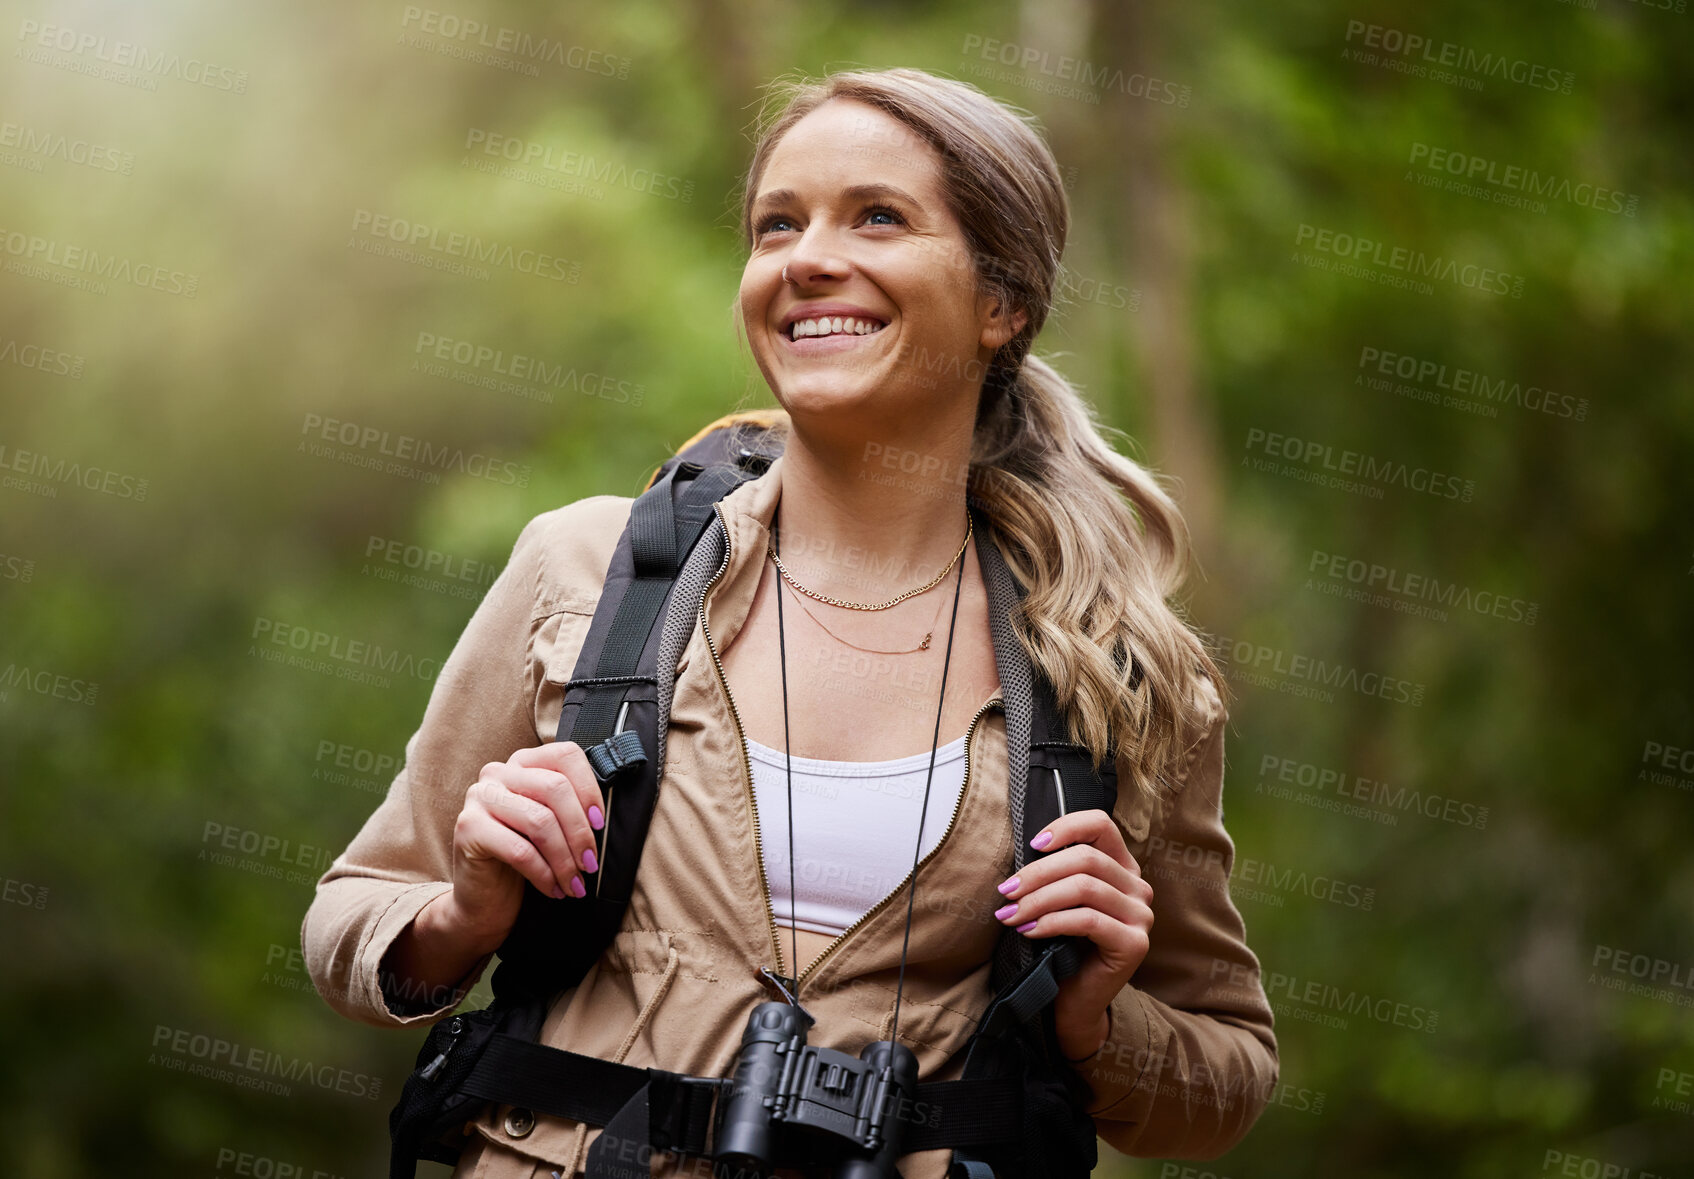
[768,509,969,1047]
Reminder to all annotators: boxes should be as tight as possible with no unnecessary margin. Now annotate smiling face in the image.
[739,98,1026,441]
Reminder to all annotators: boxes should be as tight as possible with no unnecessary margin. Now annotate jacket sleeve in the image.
[298,514,553,1029]
[1073,672,1280,1158]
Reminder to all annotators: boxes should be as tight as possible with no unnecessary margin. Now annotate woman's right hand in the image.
[439,741,607,951]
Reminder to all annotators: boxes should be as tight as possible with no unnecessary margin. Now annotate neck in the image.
[771,427,974,604]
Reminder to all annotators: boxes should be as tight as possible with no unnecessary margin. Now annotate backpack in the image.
[387,411,1119,1179]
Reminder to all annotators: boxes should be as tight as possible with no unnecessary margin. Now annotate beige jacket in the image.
[301,454,1278,1179]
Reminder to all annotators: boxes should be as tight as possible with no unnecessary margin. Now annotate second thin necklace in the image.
[766,511,972,655]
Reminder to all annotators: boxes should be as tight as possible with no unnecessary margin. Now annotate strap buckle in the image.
[646,1072,726,1156]
[585,729,647,783]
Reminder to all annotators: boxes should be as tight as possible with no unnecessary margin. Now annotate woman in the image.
[303,67,1277,1179]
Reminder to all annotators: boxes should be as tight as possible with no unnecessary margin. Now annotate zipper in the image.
[699,501,788,976]
[796,693,1000,989]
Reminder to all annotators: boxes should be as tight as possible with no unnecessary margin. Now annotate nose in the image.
[782,222,853,286]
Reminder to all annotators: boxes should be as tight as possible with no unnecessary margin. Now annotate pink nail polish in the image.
[588,805,604,831]
[551,885,567,900]
[582,848,599,874]
[1030,831,1054,850]
[569,876,586,898]
[1015,920,1037,933]
[997,876,1020,896]
[994,903,1018,922]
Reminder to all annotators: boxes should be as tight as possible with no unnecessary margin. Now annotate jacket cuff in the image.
[1076,984,1165,1116]
[1079,981,1279,1158]
[356,882,490,1026]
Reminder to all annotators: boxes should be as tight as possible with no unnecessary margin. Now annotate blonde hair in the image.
[730,67,1227,805]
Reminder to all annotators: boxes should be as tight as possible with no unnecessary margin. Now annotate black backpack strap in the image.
[388,425,785,1179]
[953,532,1119,1178]
[494,454,766,997]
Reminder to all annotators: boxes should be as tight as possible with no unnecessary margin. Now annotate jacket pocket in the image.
[535,608,597,743]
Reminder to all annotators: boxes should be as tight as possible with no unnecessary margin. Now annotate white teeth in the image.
[789,315,885,339]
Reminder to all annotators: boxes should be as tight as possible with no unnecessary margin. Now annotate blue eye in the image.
[753,203,906,237]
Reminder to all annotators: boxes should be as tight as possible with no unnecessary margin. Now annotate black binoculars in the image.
[713,1001,920,1179]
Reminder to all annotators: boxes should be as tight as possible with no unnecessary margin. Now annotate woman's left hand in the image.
[992,810,1154,1062]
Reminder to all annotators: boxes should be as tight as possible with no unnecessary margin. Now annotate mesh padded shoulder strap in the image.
[492,441,773,999]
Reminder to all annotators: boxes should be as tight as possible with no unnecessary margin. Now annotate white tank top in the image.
[746,733,970,937]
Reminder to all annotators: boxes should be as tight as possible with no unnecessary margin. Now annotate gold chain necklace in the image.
[765,512,972,611]
[785,574,952,654]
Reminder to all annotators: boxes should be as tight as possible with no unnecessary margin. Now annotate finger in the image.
[997,872,1144,931]
[511,742,607,831]
[999,843,1141,903]
[456,803,570,900]
[1016,906,1153,970]
[472,779,584,898]
[498,765,600,877]
[1029,809,1133,868]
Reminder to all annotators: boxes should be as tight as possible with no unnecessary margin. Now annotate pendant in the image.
[919,633,931,650]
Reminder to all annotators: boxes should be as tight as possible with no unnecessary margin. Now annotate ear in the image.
[978,292,1029,352]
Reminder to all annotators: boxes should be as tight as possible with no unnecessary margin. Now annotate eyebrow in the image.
[751,183,923,214]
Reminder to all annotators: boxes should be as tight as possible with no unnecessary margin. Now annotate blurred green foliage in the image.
[2,1,1690,1176]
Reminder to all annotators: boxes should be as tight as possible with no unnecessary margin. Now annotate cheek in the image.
[736,283,765,336]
